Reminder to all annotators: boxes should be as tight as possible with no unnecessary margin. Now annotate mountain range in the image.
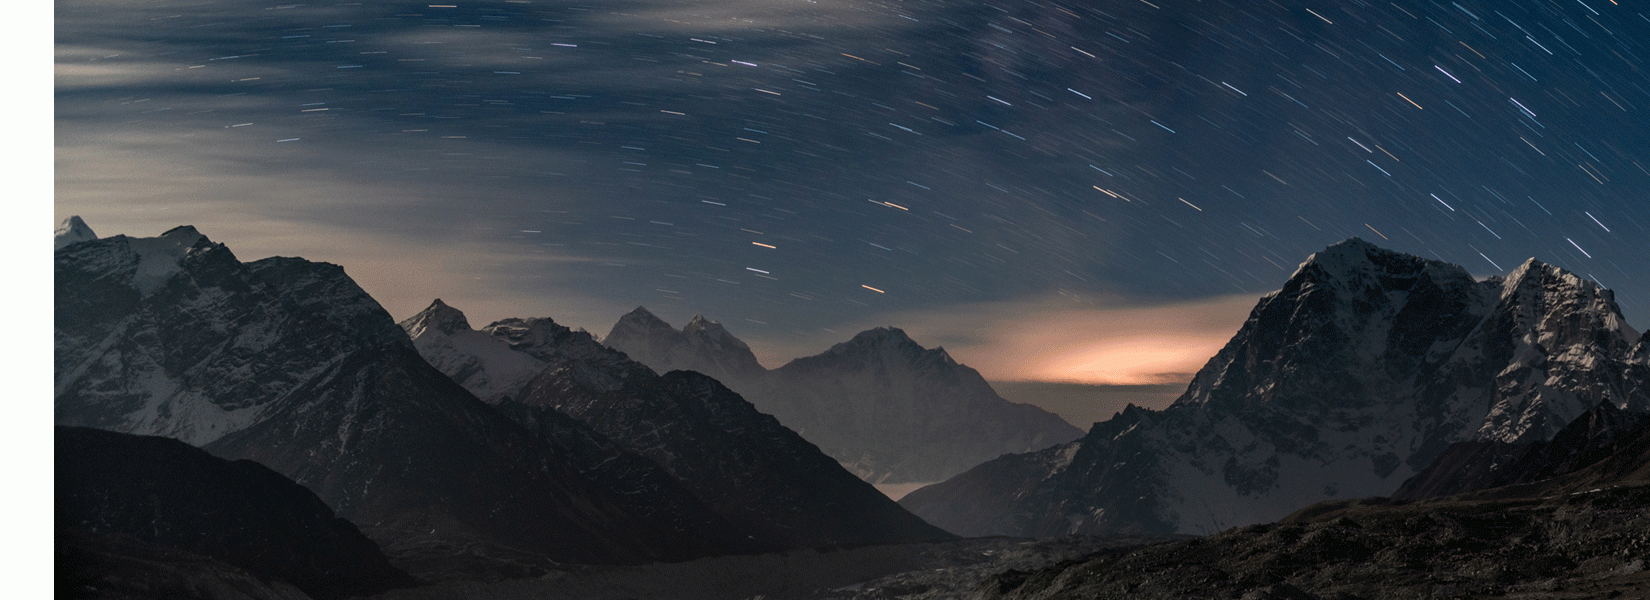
[54,218,1650,594]
[603,308,1085,483]
[901,238,1650,537]
[398,299,953,550]
[54,220,945,580]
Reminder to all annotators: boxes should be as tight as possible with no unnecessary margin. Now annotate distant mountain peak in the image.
[819,327,932,360]
[159,225,204,240]
[605,311,1081,483]
[607,306,678,342]
[54,215,98,250]
[683,315,752,350]
[402,298,473,338]
[849,326,916,345]
[1325,236,1376,251]
[604,308,766,383]
[623,305,661,320]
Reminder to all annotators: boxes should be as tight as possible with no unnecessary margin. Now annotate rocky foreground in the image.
[975,482,1650,600]
[360,482,1650,600]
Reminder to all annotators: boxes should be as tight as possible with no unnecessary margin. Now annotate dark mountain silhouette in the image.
[56,426,414,600]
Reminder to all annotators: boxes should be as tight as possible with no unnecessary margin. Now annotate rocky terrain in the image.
[356,485,1650,600]
[604,308,1084,483]
[364,535,1179,600]
[964,395,1650,599]
[972,483,1650,600]
[903,239,1650,537]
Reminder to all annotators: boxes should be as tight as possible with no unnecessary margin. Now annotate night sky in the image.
[55,0,1650,391]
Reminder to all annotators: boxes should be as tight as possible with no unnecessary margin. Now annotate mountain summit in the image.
[54,215,98,250]
[902,238,1649,537]
[603,306,768,384]
[605,316,1084,484]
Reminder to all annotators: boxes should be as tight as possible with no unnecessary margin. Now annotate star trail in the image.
[55,0,1649,381]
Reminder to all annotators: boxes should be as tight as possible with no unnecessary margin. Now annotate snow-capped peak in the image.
[402,298,473,338]
[1287,237,1476,297]
[54,216,98,250]
[1291,237,1376,273]
[124,226,211,294]
[1498,257,1583,296]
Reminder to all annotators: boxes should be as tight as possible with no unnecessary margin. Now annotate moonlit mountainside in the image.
[902,239,1650,537]
[55,221,775,572]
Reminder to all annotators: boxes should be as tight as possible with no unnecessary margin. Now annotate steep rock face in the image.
[56,226,404,445]
[903,239,1648,537]
[406,300,954,549]
[604,315,1084,484]
[56,426,414,600]
[55,224,756,570]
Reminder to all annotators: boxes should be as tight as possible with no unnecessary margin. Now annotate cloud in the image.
[832,293,1260,386]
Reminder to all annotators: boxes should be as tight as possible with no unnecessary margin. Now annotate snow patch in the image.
[54,215,98,250]
[125,226,207,294]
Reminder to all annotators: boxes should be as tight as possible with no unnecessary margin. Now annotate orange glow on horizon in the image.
[836,293,1259,387]
[1018,334,1229,386]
